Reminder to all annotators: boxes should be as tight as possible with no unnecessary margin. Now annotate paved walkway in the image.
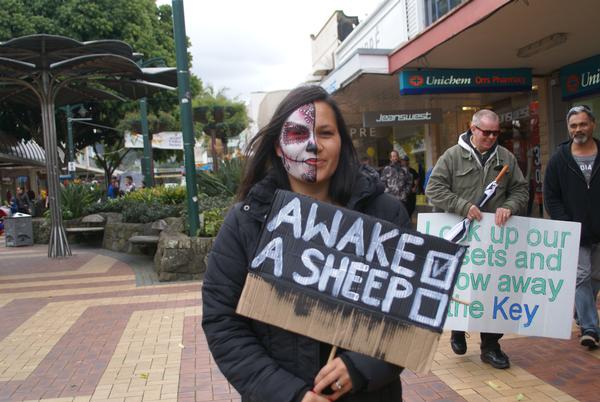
[0,242,598,401]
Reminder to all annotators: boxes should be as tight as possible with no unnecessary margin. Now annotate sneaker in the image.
[580,331,599,349]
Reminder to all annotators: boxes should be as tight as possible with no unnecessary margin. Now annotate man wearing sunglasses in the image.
[426,109,528,369]
[544,105,600,350]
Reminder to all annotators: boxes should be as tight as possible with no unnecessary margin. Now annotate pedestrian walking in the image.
[380,150,412,213]
[123,175,136,193]
[11,187,31,214]
[202,85,409,402]
[360,156,380,181]
[426,109,528,369]
[544,105,600,349]
[401,155,419,217]
[107,177,120,199]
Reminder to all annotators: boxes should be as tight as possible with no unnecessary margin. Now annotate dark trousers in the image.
[451,330,503,351]
[405,193,416,217]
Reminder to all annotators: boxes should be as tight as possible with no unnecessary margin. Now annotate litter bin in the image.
[4,213,33,247]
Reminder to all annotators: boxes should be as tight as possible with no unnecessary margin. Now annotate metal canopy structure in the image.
[0,134,45,168]
[0,34,176,258]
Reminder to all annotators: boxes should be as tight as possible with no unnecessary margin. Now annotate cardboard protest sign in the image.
[417,213,580,339]
[236,190,467,372]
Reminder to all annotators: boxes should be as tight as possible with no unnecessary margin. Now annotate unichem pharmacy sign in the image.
[560,55,600,100]
[400,69,532,95]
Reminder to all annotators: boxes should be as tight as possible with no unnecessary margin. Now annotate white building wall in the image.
[405,0,425,39]
[311,12,340,75]
[334,0,409,66]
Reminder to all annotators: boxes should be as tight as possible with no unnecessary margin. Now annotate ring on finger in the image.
[335,380,343,390]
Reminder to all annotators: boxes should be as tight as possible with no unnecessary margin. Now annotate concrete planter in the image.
[32,218,51,244]
[153,232,214,281]
[103,222,149,253]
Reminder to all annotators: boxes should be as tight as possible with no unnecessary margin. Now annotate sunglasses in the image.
[474,125,501,137]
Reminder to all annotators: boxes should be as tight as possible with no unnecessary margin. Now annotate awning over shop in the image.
[389,0,600,75]
[0,134,45,168]
[322,48,390,94]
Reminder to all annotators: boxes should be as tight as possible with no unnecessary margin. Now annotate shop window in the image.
[496,101,544,218]
[425,0,464,26]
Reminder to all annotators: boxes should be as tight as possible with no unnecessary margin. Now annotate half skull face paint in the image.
[279,103,318,182]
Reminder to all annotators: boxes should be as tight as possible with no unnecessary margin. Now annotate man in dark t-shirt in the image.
[544,105,600,350]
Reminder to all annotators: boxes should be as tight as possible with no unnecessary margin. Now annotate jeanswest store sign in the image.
[399,69,532,95]
[560,55,600,100]
[363,109,442,127]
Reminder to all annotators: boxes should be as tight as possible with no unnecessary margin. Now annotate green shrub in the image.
[122,200,184,223]
[60,183,103,220]
[84,197,127,214]
[196,157,245,197]
[125,185,187,205]
[83,186,187,217]
[198,193,234,211]
[214,158,244,195]
[179,194,234,236]
[201,207,228,237]
[196,170,232,196]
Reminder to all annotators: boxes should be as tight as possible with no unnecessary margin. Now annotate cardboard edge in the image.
[237,273,441,373]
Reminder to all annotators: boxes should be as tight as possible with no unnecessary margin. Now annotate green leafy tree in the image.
[193,87,249,162]
[117,110,182,164]
[0,0,203,156]
[92,139,132,194]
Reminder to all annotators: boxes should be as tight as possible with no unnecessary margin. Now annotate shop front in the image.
[329,69,540,215]
[384,0,600,219]
[558,54,600,141]
[360,108,442,191]
[316,0,600,218]
[0,135,47,206]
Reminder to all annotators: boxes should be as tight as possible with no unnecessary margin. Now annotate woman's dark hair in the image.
[237,85,358,205]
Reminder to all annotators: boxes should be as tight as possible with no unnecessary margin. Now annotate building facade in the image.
[312,0,600,217]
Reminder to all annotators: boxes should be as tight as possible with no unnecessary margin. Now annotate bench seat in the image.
[65,227,105,233]
[128,235,160,245]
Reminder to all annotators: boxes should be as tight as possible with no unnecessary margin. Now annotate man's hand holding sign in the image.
[445,165,510,243]
[419,213,579,337]
[425,108,578,370]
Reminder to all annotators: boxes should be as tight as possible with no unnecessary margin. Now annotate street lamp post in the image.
[66,115,92,176]
[66,105,74,175]
[134,56,166,188]
[139,97,154,187]
[172,0,200,236]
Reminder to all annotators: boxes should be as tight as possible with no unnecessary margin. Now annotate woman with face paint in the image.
[202,86,410,402]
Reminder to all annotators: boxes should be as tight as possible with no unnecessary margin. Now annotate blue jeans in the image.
[575,244,600,336]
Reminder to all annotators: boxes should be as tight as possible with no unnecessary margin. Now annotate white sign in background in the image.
[417,213,580,339]
[124,131,183,150]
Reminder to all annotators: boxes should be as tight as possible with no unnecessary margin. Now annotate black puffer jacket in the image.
[544,139,600,245]
[202,169,410,402]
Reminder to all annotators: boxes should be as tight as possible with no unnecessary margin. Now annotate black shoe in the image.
[580,331,599,349]
[450,334,467,355]
[480,349,510,369]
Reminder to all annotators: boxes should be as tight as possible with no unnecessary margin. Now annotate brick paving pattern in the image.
[0,242,598,401]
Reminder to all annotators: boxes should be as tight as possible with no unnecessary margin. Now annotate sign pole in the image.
[140,97,154,187]
[172,0,199,236]
[66,105,75,178]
